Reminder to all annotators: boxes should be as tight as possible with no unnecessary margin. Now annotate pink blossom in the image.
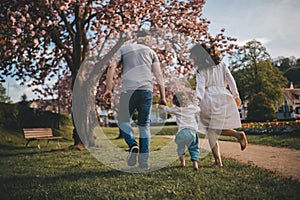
[46,20,52,26]
[29,31,35,37]
[20,16,26,23]
[24,5,29,12]
[29,24,34,30]
[6,51,12,57]
[16,28,22,36]
[10,16,16,25]
[35,18,41,25]
[11,39,17,46]
[33,38,39,48]
[60,5,67,10]
[40,30,46,36]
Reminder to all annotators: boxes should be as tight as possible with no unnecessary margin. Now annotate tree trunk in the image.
[72,81,97,147]
[71,37,127,148]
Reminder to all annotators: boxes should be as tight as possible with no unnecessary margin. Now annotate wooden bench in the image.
[23,128,63,149]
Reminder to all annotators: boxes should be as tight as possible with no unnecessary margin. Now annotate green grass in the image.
[0,126,300,199]
[148,125,300,150]
[219,133,300,150]
[102,127,174,151]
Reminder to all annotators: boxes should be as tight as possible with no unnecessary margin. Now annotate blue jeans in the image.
[175,128,199,162]
[118,90,152,165]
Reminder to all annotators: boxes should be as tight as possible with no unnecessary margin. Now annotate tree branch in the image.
[50,29,73,71]
[74,4,83,69]
[54,4,75,40]
[84,12,97,26]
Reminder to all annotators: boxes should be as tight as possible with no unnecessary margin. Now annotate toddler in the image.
[160,92,200,170]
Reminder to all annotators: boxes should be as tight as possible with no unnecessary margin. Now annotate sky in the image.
[4,0,300,103]
[203,0,300,59]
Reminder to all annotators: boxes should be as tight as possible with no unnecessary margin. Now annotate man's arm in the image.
[152,62,167,105]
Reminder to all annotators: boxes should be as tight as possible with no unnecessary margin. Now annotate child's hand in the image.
[234,97,241,107]
[158,105,165,109]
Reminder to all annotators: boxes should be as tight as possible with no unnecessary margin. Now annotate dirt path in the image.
[159,135,300,181]
[205,140,300,181]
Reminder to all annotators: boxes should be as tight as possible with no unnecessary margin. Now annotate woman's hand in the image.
[234,97,241,107]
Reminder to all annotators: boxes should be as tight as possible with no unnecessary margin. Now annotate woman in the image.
[190,44,248,167]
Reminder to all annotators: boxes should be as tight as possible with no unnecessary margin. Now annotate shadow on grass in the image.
[0,144,61,157]
[0,168,128,187]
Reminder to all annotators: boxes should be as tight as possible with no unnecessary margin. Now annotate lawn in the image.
[219,133,300,150]
[153,125,300,150]
[0,126,300,199]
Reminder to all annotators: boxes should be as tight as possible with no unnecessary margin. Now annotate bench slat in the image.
[23,128,53,139]
[23,128,62,149]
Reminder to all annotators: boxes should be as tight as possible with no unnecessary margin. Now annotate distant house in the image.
[29,99,71,115]
[276,83,300,119]
[239,102,248,121]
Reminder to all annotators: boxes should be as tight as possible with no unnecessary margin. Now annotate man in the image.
[104,42,167,169]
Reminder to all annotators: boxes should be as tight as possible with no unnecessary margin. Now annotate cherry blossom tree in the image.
[0,0,239,148]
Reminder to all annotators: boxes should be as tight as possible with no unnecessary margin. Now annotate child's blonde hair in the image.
[173,91,191,107]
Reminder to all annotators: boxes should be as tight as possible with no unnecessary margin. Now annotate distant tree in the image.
[273,57,300,86]
[21,94,28,102]
[279,57,292,72]
[229,40,288,120]
[296,58,300,66]
[247,92,276,121]
[0,83,11,103]
[230,40,271,69]
[284,66,300,85]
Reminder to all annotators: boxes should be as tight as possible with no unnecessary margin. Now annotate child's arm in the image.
[159,105,177,114]
[158,105,165,110]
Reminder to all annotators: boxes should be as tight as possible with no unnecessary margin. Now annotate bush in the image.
[0,102,18,129]
[0,102,67,130]
[17,102,60,128]
[247,92,276,121]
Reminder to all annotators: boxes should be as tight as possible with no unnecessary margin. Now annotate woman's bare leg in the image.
[221,129,248,151]
[208,129,223,167]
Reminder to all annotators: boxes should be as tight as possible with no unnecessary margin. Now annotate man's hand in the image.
[234,97,241,107]
[103,90,112,104]
[159,98,167,106]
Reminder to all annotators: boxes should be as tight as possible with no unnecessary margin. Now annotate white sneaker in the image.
[127,146,139,166]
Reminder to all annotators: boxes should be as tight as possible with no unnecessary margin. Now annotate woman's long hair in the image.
[190,44,221,71]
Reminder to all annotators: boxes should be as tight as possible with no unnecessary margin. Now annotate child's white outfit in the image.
[195,62,241,134]
[162,104,200,161]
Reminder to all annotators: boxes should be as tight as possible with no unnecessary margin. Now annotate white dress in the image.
[195,62,241,134]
